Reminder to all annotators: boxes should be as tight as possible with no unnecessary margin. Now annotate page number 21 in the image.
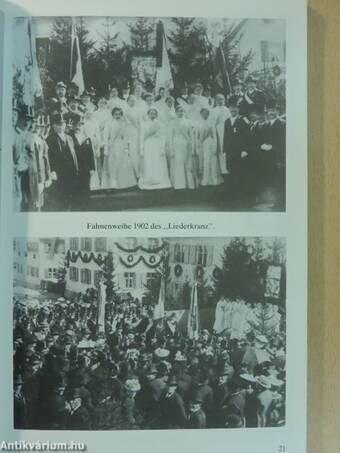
[278,445,287,452]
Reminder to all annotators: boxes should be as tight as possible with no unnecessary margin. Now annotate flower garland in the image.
[119,255,164,269]
[115,242,164,254]
[66,250,104,266]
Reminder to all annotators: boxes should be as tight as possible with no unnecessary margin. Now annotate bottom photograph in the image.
[13,236,286,430]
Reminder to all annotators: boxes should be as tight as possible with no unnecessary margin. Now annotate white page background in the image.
[0,1,307,452]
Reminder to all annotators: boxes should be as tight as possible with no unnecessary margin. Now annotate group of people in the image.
[13,77,286,211]
[13,290,286,430]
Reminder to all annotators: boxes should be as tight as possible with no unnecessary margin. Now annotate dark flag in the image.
[213,44,232,96]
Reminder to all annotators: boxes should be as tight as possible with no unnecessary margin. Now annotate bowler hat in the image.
[56,81,67,89]
[51,113,66,125]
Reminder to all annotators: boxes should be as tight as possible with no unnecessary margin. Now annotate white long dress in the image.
[92,108,111,188]
[170,118,195,189]
[138,119,171,190]
[210,105,231,174]
[197,120,223,186]
[124,106,142,177]
[103,119,138,189]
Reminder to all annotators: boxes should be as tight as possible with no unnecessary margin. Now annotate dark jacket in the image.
[239,89,266,116]
[223,116,249,173]
[158,391,187,429]
[65,405,91,430]
[187,409,206,429]
[46,132,79,208]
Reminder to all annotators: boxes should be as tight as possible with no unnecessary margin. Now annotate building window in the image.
[174,244,186,263]
[146,272,157,286]
[94,270,103,286]
[81,268,92,285]
[197,246,208,266]
[125,238,137,249]
[30,267,39,278]
[70,238,79,251]
[56,240,66,254]
[27,241,39,253]
[69,266,79,282]
[44,241,53,254]
[94,238,107,253]
[148,238,159,250]
[81,238,92,252]
[45,267,58,279]
[13,263,17,271]
[124,272,136,289]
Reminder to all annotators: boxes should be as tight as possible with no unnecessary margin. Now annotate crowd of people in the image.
[13,290,286,430]
[13,77,286,211]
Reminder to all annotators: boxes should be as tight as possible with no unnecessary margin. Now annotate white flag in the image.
[155,33,174,93]
[153,277,165,320]
[187,283,199,340]
[70,20,85,95]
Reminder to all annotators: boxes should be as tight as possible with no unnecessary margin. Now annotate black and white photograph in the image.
[13,236,286,430]
[12,17,286,212]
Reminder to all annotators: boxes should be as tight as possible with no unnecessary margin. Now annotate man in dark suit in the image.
[187,398,206,428]
[227,79,244,109]
[223,102,250,199]
[46,113,79,211]
[14,374,27,429]
[158,375,187,429]
[239,76,266,117]
[65,387,92,430]
[254,101,286,208]
[69,114,95,211]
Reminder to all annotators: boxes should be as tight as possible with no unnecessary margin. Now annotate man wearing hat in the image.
[46,112,79,210]
[49,81,69,115]
[187,397,206,428]
[65,387,91,430]
[15,105,35,211]
[69,113,96,210]
[239,76,266,117]
[227,79,244,110]
[13,100,25,210]
[256,100,286,207]
[14,374,27,428]
[158,374,187,429]
[223,101,250,189]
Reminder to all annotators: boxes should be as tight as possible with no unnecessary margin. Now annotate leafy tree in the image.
[219,20,253,86]
[168,18,253,93]
[168,17,211,88]
[212,238,252,300]
[87,17,130,95]
[41,17,95,97]
[129,17,155,52]
[246,303,281,338]
[102,251,116,302]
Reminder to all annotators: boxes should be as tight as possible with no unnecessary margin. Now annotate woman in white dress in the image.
[107,87,126,114]
[92,98,111,188]
[138,108,171,190]
[169,105,196,189]
[210,93,231,175]
[103,107,138,190]
[82,108,101,190]
[197,108,223,186]
[125,95,142,177]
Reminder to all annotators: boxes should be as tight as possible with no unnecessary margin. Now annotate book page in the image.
[0,1,307,453]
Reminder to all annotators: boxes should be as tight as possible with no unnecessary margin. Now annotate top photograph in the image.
[12,16,286,212]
